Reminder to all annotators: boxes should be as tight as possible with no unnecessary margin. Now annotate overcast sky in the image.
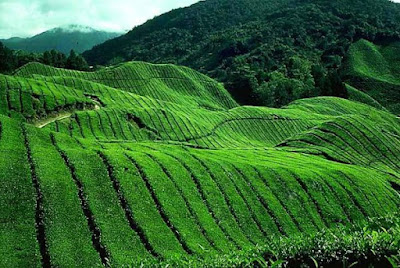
[1,0,400,39]
[0,0,200,39]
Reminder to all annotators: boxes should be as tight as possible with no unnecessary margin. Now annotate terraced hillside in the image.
[343,39,400,115]
[1,62,400,267]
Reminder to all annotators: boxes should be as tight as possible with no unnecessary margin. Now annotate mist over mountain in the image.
[1,24,123,54]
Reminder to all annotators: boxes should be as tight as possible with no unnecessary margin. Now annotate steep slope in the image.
[0,63,399,266]
[83,0,289,65]
[83,0,400,105]
[1,25,122,54]
[345,84,387,110]
[343,39,400,114]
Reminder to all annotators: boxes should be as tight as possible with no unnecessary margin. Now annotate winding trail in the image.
[34,104,101,129]
[35,113,72,129]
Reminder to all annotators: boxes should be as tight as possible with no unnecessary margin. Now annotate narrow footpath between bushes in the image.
[35,112,73,128]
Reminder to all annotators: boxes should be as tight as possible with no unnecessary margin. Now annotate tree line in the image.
[0,42,89,74]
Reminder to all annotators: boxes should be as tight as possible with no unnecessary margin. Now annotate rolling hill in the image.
[343,39,400,114]
[1,25,122,54]
[0,62,399,267]
[83,0,400,106]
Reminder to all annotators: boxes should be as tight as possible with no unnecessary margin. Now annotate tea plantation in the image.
[0,62,399,267]
[344,39,400,115]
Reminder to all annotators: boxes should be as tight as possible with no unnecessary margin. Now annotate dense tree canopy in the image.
[0,43,89,73]
[84,0,400,107]
[0,42,16,74]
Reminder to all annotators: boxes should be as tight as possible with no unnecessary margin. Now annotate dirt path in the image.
[34,104,101,129]
[35,112,72,128]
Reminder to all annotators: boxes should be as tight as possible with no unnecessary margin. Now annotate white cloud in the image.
[0,0,200,38]
[1,0,400,39]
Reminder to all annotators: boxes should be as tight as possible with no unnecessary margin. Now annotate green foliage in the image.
[66,50,89,71]
[0,118,40,267]
[43,50,67,68]
[137,214,400,267]
[83,0,400,106]
[346,84,386,110]
[0,62,399,266]
[255,57,316,107]
[0,44,90,74]
[14,61,238,110]
[343,39,400,114]
[0,42,16,74]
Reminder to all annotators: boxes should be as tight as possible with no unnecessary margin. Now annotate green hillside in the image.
[83,0,400,106]
[14,62,238,110]
[1,62,400,267]
[343,39,400,114]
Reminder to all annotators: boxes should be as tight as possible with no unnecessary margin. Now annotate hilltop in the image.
[83,0,400,106]
[1,25,122,54]
[0,62,399,266]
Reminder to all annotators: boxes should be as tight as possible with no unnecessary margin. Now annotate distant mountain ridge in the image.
[1,24,123,54]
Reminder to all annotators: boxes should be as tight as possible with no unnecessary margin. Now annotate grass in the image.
[0,61,399,266]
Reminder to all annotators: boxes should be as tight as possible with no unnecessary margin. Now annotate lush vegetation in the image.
[0,43,90,74]
[138,214,400,267]
[1,1,400,266]
[343,39,400,114]
[0,61,399,267]
[83,0,400,107]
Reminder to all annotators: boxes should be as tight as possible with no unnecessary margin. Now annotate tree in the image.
[311,64,326,95]
[326,70,348,98]
[0,45,90,73]
[42,51,53,65]
[226,64,258,105]
[55,52,67,68]
[66,50,77,69]
[0,42,16,74]
[255,71,299,107]
[66,50,89,71]
[286,56,315,98]
[14,50,40,67]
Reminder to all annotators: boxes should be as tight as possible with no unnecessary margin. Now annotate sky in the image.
[0,0,200,39]
[1,0,400,39]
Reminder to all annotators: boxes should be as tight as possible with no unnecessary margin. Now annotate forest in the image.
[84,0,400,107]
[0,42,89,74]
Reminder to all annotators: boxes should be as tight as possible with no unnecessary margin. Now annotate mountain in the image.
[1,24,122,54]
[83,0,400,107]
[0,61,399,266]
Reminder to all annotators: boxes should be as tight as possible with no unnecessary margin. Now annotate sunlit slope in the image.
[0,63,399,267]
[343,39,400,114]
[0,73,94,120]
[14,62,238,110]
[280,97,400,175]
